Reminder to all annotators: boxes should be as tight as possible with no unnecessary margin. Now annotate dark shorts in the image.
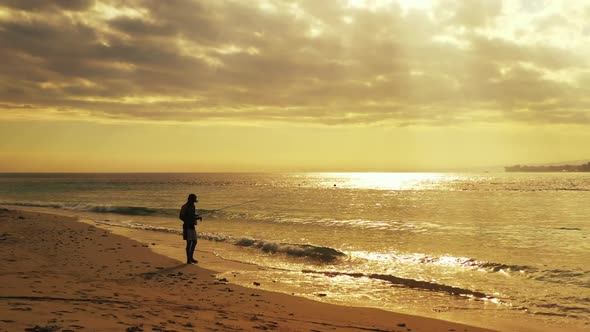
[183,228,197,241]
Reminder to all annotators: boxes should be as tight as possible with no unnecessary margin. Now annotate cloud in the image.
[438,0,502,28]
[0,0,588,126]
[0,0,95,12]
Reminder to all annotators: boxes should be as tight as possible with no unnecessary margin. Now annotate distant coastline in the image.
[505,162,590,172]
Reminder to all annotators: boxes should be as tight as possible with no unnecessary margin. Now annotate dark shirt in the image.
[179,203,196,229]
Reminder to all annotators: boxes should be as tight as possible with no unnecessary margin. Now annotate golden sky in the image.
[1,0,589,172]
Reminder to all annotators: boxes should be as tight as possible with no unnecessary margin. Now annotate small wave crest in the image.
[94,220,181,234]
[366,251,536,274]
[1,201,64,209]
[235,238,346,262]
[302,270,492,299]
[533,269,590,289]
[1,201,172,216]
[80,205,159,215]
[469,261,533,273]
[417,255,535,273]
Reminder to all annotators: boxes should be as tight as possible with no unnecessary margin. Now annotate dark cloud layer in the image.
[0,0,588,125]
[1,0,95,12]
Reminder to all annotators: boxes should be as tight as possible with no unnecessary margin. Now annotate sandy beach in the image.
[0,208,499,332]
[2,0,589,329]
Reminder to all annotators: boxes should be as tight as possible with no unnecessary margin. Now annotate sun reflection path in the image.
[307,173,461,191]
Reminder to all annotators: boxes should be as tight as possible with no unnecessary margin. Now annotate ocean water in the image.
[1,172,589,331]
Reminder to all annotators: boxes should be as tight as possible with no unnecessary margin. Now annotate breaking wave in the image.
[234,238,346,262]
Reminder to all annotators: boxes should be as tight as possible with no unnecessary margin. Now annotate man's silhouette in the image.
[179,194,201,264]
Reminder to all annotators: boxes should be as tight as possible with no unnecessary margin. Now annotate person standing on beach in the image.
[179,194,202,264]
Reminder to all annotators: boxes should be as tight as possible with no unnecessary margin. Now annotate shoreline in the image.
[0,207,499,331]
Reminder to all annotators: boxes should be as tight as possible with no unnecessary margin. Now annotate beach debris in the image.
[126,325,144,332]
[213,280,226,285]
[218,277,228,283]
[316,293,327,297]
[396,323,406,327]
[253,282,261,286]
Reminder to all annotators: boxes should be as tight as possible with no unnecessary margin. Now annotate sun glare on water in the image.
[310,173,457,191]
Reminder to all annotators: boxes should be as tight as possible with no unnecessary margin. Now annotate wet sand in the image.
[0,208,498,331]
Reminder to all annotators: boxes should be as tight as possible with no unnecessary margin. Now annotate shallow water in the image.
[1,172,589,331]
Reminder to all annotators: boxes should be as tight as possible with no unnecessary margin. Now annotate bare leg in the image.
[189,240,197,263]
[185,240,192,264]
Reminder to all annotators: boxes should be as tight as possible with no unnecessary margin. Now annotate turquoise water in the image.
[1,172,589,331]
